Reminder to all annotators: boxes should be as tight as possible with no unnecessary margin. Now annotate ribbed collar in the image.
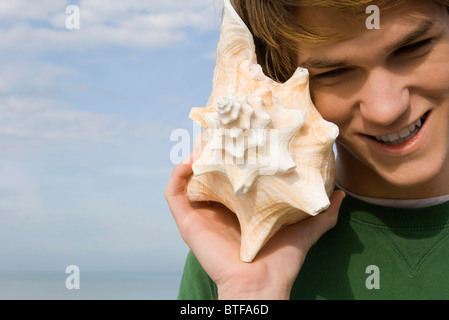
[335,182,449,208]
[340,194,449,230]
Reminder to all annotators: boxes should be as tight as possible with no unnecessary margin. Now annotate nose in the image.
[359,67,410,126]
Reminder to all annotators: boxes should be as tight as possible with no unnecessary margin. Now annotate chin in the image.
[376,158,447,195]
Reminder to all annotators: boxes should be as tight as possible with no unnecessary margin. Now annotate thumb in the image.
[295,190,346,250]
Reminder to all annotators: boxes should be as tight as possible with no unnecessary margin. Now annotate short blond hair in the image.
[231,0,449,83]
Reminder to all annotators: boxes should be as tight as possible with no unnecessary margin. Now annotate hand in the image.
[165,153,345,300]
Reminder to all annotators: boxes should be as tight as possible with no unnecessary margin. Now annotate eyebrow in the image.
[385,19,434,52]
[300,19,435,70]
[301,58,349,69]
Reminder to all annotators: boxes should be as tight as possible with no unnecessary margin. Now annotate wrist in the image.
[217,281,291,300]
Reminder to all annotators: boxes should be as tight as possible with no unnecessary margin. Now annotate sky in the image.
[0,0,223,273]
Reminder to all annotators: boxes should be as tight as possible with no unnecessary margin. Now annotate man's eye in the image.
[393,38,435,55]
[314,68,351,79]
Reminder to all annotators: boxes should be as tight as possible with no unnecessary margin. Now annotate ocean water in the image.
[0,271,182,300]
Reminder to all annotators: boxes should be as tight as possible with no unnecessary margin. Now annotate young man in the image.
[165,0,449,299]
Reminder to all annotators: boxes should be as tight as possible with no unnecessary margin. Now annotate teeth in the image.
[398,127,410,138]
[375,115,425,145]
[387,132,400,141]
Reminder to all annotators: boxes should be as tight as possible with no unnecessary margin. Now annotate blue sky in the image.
[0,0,223,273]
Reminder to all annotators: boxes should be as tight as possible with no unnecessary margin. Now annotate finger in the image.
[165,161,192,195]
[164,158,195,223]
[297,190,346,248]
[166,133,204,226]
[257,190,345,261]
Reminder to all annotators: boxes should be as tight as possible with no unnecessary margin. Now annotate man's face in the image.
[296,0,449,198]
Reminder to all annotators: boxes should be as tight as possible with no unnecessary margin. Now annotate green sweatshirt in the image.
[177,194,449,299]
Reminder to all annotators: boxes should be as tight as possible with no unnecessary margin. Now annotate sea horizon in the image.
[0,270,183,300]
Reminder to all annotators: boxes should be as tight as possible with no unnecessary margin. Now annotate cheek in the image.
[428,66,449,99]
[311,88,354,133]
[416,42,449,99]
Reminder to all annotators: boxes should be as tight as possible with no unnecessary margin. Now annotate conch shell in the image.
[186,0,339,262]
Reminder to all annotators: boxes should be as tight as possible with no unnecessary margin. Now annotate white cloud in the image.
[0,96,137,153]
[104,166,173,177]
[0,62,75,94]
[0,0,65,22]
[0,0,223,52]
[0,94,179,158]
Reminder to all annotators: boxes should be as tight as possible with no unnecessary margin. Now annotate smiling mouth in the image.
[373,112,429,146]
